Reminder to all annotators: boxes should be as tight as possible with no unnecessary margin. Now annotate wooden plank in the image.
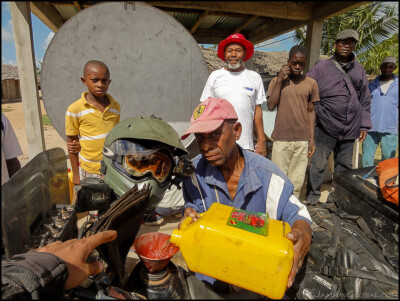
[16,80,21,98]
[193,29,233,44]
[8,80,13,99]
[234,15,258,34]
[73,1,82,11]
[312,1,367,20]
[30,1,64,32]
[152,6,247,18]
[190,11,209,34]
[147,1,313,20]
[11,2,46,156]
[4,80,10,99]
[305,19,323,73]
[10,80,17,99]
[248,19,305,44]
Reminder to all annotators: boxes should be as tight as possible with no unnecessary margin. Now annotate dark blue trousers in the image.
[306,126,355,201]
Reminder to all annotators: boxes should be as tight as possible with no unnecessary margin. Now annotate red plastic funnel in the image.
[131,232,179,273]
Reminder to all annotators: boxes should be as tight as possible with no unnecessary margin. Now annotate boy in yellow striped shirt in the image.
[66,60,120,185]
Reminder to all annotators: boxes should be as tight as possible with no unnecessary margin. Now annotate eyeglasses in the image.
[338,39,356,46]
[123,151,171,183]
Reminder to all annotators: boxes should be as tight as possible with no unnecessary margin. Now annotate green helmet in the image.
[101,117,188,211]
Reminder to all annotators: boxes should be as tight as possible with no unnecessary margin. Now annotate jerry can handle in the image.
[181,212,205,230]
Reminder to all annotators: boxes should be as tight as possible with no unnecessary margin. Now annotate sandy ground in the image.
[2,100,69,168]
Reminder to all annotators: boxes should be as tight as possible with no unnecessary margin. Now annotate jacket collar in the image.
[332,52,356,72]
[202,145,263,198]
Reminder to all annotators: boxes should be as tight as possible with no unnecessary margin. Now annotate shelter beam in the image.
[234,15,258,34]
[147,1,312,20]
[29,1,63,32]
[10,1,46,159]
[249,19,305,45]
[73,1,82,11]
[304,19,323,73]
[190,11,209,34]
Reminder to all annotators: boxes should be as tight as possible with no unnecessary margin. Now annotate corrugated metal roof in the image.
[172,12,199,29]
[210,16,245,30]
[244,17,271,31]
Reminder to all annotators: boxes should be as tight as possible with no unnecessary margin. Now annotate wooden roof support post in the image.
[190,10,209,34]
[10,2,46,159]
[304,19,323,73]
[234,15,258,34]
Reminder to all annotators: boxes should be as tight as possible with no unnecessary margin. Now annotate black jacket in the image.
[1,252,68,300]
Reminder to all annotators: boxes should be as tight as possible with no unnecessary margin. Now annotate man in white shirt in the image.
[200,33,267,156]
[1,113,22,185]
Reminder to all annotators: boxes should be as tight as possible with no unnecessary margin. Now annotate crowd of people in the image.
[1,28,398,299]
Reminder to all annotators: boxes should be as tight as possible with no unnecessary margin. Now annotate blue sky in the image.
[2,2,55,66]
[1,1,296,66]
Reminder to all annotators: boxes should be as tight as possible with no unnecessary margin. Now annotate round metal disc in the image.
[41,2,208,146]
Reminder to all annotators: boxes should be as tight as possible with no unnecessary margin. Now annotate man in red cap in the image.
[180,97,312,296]
[200,33,267,157]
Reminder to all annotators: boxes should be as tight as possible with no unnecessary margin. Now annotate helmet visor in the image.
[107,139,163,156]
[105,139,173,183]
[123,151,171,183]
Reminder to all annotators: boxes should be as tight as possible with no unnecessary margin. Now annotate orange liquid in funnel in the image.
[131,232,179,273]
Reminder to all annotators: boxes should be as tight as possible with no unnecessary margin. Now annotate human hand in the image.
[278,64,290,80]
[286,220,312,288]
[38,230,117,290]
[255,142,267,157]
[358,130,367,143]
[307,140,316,157]
[73,173,81,185]
[178,207,200,229]
[67,140,81,154]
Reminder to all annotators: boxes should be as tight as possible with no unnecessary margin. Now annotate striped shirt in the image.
[65,92,120,174]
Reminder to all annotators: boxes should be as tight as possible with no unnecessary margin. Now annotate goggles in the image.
[104,140,172,183]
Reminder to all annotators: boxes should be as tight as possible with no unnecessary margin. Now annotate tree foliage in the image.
[294,2,398,74]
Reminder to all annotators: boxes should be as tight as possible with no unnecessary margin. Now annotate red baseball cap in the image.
[217,33,254,62]
[181,97,238,140]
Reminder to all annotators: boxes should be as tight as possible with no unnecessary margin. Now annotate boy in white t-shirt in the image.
[200,33,267,156]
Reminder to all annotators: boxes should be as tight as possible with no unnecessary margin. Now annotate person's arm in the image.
[254,105,266,156]
[307,103,316,157]
[1,231,117,300]
[67,135,80,185]
[286,219,312,288]
[357,69,372,143]
[67,140,81,154]
[6,157,21,178]
[38,230,117,290]
[267,65,290,111]
[2,113,23,179]
[1,252,68,300]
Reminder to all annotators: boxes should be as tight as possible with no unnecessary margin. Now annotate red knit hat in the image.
[217,33,254,62]
[181,97,238,140]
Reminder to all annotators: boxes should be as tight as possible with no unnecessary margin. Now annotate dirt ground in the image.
[2,100,69,168]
